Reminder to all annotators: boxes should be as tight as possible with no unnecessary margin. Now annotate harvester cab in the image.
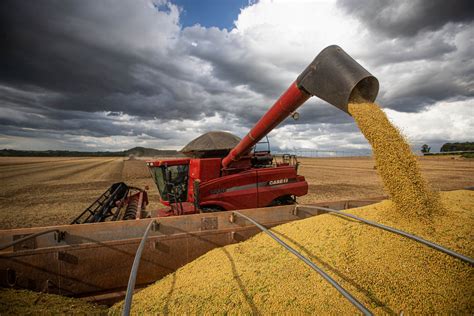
[148,158,190,212]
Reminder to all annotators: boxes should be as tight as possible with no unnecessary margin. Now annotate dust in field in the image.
[0,288,107,315]
[348,102,442,219]
[109,190,474,315]
[0,156,89,167]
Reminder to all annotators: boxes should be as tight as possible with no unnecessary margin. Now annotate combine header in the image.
[71,183,148,224]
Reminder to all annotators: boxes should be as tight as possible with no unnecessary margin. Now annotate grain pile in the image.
[0,288,107,314]
[110,190,473,315]
[348,102,442,220]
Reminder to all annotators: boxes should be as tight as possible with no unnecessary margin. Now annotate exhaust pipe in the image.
[222,45,379,168]
[297,45,379,113]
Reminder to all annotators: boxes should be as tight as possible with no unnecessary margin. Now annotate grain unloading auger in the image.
[0,45,382,303]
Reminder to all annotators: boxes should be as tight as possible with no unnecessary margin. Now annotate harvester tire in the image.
[201,205,225,213]
[268,195,296,206]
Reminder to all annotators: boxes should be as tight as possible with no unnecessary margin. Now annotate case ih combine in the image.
[0,45,379,303]
[147,129,308,216]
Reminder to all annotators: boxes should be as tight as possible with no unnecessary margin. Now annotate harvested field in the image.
[0,157,161,229]
[0,156,472,229]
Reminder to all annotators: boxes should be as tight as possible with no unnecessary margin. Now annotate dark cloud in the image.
[1,2,145,95]
[337,0,474,38]
[0,0,275,129]
[0,0,207,120]
[337,0,474,114]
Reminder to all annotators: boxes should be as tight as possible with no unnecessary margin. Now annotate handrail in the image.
[232,211,372,316]
[299,205,474,265]
[123,219,157,316]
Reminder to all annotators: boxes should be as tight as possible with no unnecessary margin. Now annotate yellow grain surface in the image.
[0,288,107,315]
[348,102,442,221]
[110,190,474,315]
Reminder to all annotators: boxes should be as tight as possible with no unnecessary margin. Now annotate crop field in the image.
[0,157,161,229]
[0,156,472,229]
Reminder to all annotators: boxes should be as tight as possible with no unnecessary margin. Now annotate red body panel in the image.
[200,166,307,210]
[147,157,308,215]
[200,169,258,210]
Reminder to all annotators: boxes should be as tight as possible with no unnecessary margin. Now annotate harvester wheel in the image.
[123,198,139,220]
[201,206,225,213]
[268,195,296,206]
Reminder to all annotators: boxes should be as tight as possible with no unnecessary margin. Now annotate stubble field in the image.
[0,156,472,229]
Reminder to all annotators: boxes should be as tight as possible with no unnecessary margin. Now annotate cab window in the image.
[151,164,189,202]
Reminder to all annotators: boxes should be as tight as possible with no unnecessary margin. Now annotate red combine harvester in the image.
[147,133,307,216]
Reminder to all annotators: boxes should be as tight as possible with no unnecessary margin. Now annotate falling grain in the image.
[348,102,442,219]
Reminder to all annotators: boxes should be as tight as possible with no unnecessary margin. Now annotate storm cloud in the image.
[0,0,472,152]
[338,0,474,38]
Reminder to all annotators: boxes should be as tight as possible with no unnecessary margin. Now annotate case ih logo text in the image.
[268,178,289,186]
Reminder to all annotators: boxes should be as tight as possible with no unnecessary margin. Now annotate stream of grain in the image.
[348,102,442,219]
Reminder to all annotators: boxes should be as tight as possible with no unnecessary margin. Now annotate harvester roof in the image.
[181,131,241,158]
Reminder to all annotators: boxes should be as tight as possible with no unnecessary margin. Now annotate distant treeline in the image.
[440,142,474,152]
[0,147,183,157]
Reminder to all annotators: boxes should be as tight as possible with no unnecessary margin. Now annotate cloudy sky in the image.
[0,0,472,154]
